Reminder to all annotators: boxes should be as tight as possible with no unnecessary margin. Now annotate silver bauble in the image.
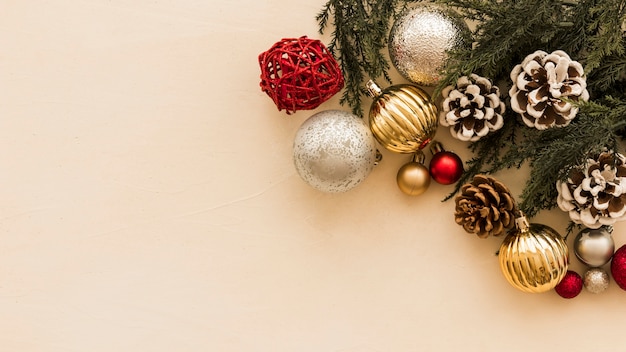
[293,110,377,193]
[583,267,610,293]
[573,226,615,267]
[388,4,470,86]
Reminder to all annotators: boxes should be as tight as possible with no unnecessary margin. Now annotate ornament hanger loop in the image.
[365,80,382,98]
[412,150,426,164]
[374,149,383,166]
[429,141,444,155]
[514,212,529,231]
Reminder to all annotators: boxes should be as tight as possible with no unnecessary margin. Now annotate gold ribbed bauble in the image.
[498,215,569,293]
[396,152,430,196]
[366,80,438,154]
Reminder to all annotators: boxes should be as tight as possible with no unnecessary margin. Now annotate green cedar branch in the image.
[317,0,421,116]
[316,0,626,217]
[437,0,626,217]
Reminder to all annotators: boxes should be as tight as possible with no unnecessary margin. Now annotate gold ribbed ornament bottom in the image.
[498,216,569,293]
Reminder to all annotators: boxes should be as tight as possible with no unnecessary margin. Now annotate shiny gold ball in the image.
[396,160,431,196]
[367,81,438,154]
[499,216,569,293]
[389,3,471,86]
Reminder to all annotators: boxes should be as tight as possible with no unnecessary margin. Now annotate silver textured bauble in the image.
[293,110,378,193]
[583,268,610,294]
[388,3,470,86]
[573,226,615,267]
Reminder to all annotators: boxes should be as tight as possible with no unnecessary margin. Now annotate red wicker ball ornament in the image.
[258,36,344,114]
[611,245,626,291]
[554,270,583,299]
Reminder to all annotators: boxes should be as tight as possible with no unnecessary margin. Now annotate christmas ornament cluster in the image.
[258,1,626,298]
[455,174,626,298]
[259,3,467,195]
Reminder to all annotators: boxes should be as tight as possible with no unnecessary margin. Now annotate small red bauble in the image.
[429,143,463,185]
[611,245,626,291]
[555,270,583,299]
[258,36,344,114]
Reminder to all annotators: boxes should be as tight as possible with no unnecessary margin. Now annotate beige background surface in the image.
[2,1,626,351]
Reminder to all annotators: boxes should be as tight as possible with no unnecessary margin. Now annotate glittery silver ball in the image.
[388,4,470,86]
[583,268,610,294]
[573,226,614,267]
[293,110,377,193]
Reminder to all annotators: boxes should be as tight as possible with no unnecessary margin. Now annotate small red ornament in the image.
[611,245,626,291]
[555,270,583,299]
[258,36,344,114]
[429,142,464,185]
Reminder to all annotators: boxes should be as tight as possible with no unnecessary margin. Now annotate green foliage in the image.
[317,0,421,116]
[448,98,626,216]
[514,102,625,216]
[318,0,626,218]
[435,0,566,95]
[436,0,626,217]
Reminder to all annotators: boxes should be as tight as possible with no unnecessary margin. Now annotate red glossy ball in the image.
[554,270,583,299]
[611,245,626,291]
[429,151,463,185]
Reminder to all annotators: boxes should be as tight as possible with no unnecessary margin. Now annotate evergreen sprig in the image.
[317,0,421,116]
[445,97,626,218]
[516,105,624,216]
[436,0,626,217]
[317,0,626,217]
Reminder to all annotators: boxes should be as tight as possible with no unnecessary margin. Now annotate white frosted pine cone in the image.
[440,74,505,141]
[557,151,626,229]
[509,50,589,130]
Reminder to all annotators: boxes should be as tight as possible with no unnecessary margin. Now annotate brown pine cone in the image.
[440,74,505,141]
[557,151,626,229]
[509,50,589,129]
[454,175,517,238]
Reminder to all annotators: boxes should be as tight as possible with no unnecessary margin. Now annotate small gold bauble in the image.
[396,153,431,196]
[366,80,438,154]
[499,215,569,293]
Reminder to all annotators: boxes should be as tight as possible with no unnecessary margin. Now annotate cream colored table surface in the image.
[2,1,625,351]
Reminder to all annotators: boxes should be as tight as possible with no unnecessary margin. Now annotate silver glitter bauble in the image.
[573,226,615,267]
[583,268,610,294]
[388,4,471,86]
[293,110,378,193]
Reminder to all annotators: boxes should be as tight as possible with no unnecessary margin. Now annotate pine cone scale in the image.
[490,205,500,221]
[491,221,503,236]
[609,196,625,214]
[481,186,501,204]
